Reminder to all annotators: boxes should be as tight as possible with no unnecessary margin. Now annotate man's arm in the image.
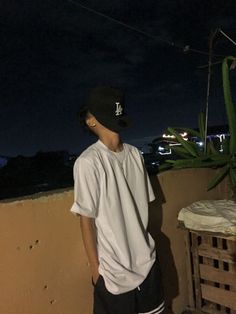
[80,215,100,284]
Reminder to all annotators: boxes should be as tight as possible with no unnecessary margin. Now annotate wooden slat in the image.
[192,233,202,310]
[227,239,236,251]
[227,239,236,273]
[200,264,236,286]
[198,244,235,263]
[190,230,236,241]
[185,231,195,308]
[202,235,217,311]
[228,239,236,314]
[201,284,236,310]
[217,238,226,313]
[201,304,225,314]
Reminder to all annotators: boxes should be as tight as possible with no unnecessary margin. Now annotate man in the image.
[71,86,164,314]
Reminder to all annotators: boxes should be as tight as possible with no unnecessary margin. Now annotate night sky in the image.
[1,0,236,156]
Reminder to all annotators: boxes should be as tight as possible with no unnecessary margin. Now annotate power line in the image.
[67,0,226,58]
[67,0,174,46]
[219,29,236,47]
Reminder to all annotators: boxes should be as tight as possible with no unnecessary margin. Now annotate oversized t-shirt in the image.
[71,140,156,294]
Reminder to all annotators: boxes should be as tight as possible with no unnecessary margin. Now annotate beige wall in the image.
[0,169,230,314]
[0,189,93,314]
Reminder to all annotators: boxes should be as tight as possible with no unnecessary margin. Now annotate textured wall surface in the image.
[0,189,93,314]
[0,169,229,314]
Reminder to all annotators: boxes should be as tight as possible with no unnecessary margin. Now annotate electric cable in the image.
[67,0,227,58]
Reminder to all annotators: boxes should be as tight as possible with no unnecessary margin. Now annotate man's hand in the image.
[80,216,100,284]
[92,267,100,285]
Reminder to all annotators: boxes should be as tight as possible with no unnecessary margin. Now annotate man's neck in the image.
[98,132,123,152]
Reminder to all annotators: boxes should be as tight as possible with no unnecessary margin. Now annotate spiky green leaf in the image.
[158,163,172,172]
[165,160,176,164]
[167,127,198,157]
[222,137,230,154]
[209,154,229,162]
[207,165,230,191]
[229,168,236,187]
[172,158,227,169]
[171,146,193,159]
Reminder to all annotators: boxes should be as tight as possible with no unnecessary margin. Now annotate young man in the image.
[71,86,165,314]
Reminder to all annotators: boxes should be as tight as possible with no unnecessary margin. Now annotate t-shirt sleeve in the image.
[70,157,100,218]
[146,172,155,202]
[140,153,155,203]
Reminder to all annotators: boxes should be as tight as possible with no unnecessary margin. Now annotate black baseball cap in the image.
[84,86,131,132]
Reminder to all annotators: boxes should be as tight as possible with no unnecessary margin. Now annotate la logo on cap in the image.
[115,102,123,116]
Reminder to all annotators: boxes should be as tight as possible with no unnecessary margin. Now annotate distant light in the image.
[216,134,226,152]
[196,141,204,147]
[162,132,188,140]
[158,151,172,155]
[169,143,181,147]
[158,147,172,155]
[216,134,226,142]
[163,134,175,139]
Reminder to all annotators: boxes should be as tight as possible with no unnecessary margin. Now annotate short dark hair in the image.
[78,107,96,137]
[78,106,90,131]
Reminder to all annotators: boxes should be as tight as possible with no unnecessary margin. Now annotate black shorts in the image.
[93,259,165,314]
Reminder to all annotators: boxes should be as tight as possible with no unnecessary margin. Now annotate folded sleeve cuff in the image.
[70,202,97,218]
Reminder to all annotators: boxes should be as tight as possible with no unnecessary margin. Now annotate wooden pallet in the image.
[185,230,236,314]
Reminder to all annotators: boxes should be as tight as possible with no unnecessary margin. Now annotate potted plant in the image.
[159,56,236,199]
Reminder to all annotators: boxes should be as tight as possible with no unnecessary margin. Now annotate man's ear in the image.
[86,115,97,128]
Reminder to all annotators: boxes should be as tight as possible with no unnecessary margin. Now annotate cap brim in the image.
[96,114,132,132]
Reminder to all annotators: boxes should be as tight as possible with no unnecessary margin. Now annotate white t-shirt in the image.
[71,140,156,294]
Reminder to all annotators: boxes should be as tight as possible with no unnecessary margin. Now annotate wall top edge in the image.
[0,187,74,205]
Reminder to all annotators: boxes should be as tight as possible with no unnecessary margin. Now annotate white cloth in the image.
[71,140,156,294]
[178,199,236,235]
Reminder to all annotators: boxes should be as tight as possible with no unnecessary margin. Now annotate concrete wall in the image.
[0,168,230,314]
